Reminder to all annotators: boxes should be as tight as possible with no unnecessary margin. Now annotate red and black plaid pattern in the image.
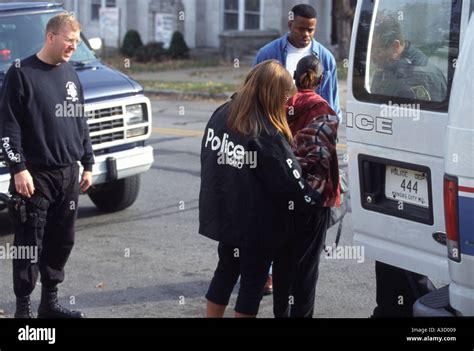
[294,114,340,206]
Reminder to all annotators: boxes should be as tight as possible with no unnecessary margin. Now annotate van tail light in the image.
[444,174,461,262]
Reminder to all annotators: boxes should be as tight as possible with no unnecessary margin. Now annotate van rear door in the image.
[445,14,474,316]
[347,0,465,281]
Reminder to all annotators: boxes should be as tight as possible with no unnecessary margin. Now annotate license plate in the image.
[385,166,429,208]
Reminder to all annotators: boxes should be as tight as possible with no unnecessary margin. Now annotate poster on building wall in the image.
[100,7,120,48]
[154,13,175,49]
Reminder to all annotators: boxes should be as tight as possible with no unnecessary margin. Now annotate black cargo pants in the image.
[272,206,330,318]
[9,163,80,298]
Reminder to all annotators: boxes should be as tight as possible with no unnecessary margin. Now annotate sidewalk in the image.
[129,65,347,109]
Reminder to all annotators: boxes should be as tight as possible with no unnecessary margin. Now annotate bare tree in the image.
[333,0,357,60]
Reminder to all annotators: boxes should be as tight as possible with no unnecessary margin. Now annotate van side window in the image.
[353,0,462,112]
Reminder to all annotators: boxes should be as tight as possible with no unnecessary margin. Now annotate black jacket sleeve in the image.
[0,67,27,174]
[78,83,94,172]
[250,133,322,213]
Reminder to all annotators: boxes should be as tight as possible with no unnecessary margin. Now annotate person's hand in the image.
[315,179,326,194]
[14,170,35,198]
[308,178,326,194]
[80,171,93,193]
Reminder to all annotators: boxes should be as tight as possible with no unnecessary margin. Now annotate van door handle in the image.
[433,231,447,246]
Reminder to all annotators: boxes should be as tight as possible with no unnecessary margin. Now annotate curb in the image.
[144,89,232,100]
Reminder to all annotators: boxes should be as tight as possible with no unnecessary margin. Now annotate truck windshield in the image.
[0,11,97,73]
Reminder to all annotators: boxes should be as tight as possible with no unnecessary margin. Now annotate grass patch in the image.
[138,80,238,94]
[102,55,227,74]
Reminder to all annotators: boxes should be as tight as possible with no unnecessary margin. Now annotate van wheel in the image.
[88,175,140,213]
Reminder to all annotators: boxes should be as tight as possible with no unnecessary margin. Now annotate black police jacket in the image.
[199,102,322,249]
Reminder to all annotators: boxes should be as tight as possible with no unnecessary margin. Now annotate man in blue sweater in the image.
[0,13,94,318]
[253,3,341,119]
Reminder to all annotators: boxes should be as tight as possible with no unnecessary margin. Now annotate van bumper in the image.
[413,285,456,317]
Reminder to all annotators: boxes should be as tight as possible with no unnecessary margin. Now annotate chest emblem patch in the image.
[66,81,79,102]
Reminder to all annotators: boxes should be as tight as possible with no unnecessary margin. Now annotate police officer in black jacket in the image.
[199,60,325,318]
[0,13,93,318]
[371,16,447,102]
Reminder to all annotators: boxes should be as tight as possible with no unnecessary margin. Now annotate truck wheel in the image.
[89,175,140,213]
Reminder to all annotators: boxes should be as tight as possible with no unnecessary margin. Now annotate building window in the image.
[224,0,261,31]
[91,0,117,20]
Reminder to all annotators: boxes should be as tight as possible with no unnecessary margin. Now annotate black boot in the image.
[15,296,34,319]
[37,286,85,319]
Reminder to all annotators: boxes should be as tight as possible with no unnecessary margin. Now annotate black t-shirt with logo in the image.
[0,54,94,174]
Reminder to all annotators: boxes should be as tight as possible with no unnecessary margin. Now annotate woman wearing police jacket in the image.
[199,60,325,318]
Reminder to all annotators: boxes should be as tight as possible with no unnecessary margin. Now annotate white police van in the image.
[347,0,474,316]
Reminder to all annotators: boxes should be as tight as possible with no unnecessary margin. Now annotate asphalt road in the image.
[0,96,376,319]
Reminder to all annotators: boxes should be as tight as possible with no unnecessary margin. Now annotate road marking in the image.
[153,127,204,137]
[153,127,348,150]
